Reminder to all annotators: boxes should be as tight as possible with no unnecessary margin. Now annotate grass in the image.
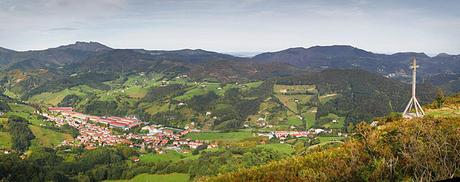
[287,114,303,126]
[6,111,32,120]
[174,85,218,101]
[139,150,189,163]
[0,132,11,149]
[0,118,7,124]
[319,93,337,104]
[184,131,253,141]
[257,143,294,155]
[106,173,189,182]
[273,84,316,114]
[173,81,262,101]
[301,111,316,129]
[320,113,345,129]
[29,125,72,148]
[243,81,264,89]
[8,103,35,113]
[3,89,19,99]
[317,136,345,143]
[28,86,90,106]
[426,108,460,118]
[144,103,170,115]
[125,87,149,99]
[273,84,316,94]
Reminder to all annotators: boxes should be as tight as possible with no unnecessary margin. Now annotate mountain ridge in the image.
[51,41,112,52]
[0,42,459,89]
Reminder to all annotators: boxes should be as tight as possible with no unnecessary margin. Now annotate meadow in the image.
[106,173,189,182]
[0,132,11,149]
[139,150,191,163]
[184,131,253,141]
[29,125,73,148]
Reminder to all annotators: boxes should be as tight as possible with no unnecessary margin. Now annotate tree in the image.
[435,88,446,108]
[192,144,208,155]
[7,116,35,152]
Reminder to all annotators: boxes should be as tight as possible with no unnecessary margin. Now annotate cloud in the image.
[0,0,459,54]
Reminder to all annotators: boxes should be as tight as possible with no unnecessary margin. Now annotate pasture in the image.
[106,173,190,182]
[184,131,253,141]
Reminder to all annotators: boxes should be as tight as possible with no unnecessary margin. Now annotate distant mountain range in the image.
[0,42,459,93]
[1,42,459,76]
[253,45,460,77]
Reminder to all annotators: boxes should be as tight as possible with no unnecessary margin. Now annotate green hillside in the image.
[201,95,460,182]
[106,173,189,182]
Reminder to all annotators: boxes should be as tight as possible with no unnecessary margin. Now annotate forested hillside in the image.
[253,45,460,78]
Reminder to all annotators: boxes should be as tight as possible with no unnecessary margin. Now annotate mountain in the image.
[253,45,380,69]
[52,41,112,52]
[253,45,460,78]
[0,42,112,71]
[2,43,459,78]
[0,42,458,98]
[0,47,15,53]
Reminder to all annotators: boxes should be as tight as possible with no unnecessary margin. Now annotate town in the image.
[43,107,216,152]
[42,107,338,153]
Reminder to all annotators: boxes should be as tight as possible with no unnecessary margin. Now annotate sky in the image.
[0,0,459,55]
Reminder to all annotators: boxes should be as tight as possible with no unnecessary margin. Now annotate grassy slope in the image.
[6,103,72,149]
[139,150,191,163]
[184,131,253,141]
[320,113,345,129]
[29,125,72,148]
[106,173,190,182]
[272,84,322,129]
[0,132,11,149]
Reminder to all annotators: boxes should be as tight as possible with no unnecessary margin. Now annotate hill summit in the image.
[53,41,112,52]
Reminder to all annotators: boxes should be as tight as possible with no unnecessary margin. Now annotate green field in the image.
[426,108,460,118]
[256,143,294,155]
[173,81,263,101]
[139,151,191,163]
[184,131,253,141]
[286,114,303,126]
[125,86,149,99]
[106,173,189,182]
[320,113,345,129]
[274,84,316,94]
[9,103,35,113]
[28,86,92,106]
[144,103,169,115]
[318,136,345,143]
[273,84,316,114]
[0,132,11,149]
[174,84,219,101]
[29,125,72,148]
[301,110,316,129]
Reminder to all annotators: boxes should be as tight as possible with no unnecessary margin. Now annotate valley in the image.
[0,42,458,182]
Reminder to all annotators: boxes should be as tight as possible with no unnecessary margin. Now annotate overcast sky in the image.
[0,0,459,54]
